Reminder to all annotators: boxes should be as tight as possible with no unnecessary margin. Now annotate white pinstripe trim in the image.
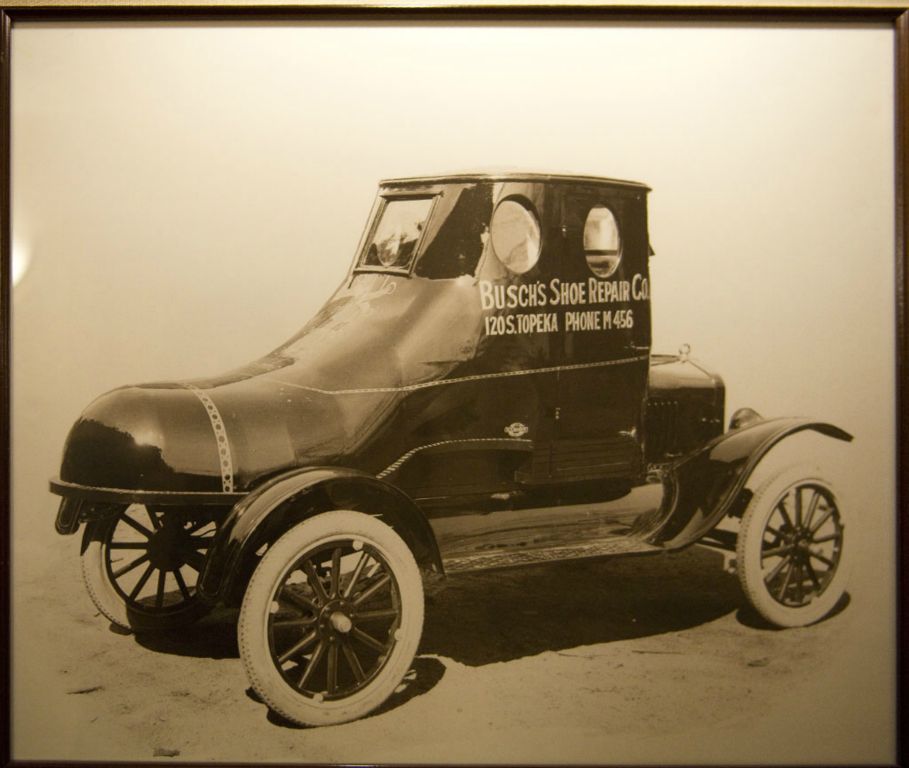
[377,438,533,479]
[183,384,235,493]
[269,354,649,397]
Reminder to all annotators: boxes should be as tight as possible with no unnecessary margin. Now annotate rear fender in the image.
[641,418,852,550]
[198,467,442,606]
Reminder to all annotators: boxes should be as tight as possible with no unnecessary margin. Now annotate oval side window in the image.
[584,205,622,278]
[490,199,541,275]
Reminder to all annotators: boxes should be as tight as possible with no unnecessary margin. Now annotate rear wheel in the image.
[737,466,850,627]
[81,504,219,631]
[238,510,424,726]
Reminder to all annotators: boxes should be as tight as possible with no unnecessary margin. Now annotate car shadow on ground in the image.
[250,655,448,729]
[734,591,851,631]
[420,547,740,666]
[132,607,241,659]
[127,545,853,728]
[134,546,739,668]
[129,546,748,727]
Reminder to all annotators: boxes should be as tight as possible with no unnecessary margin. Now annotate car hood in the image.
[59,273,485,492]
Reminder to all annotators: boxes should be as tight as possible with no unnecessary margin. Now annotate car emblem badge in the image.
[505,422,529,438]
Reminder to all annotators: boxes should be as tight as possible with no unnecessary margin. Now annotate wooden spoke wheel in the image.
[737,467,850,627]
[81,504,218,631]
[238,510,424,726]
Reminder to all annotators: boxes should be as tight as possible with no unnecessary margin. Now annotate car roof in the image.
[380,170,650,192]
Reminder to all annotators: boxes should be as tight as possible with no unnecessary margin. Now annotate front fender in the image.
[198,466,442,606]
[641,418,852,550]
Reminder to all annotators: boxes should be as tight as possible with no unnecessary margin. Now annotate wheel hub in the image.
[318,599,354,638]
[329,611,353,634]
[145,524,188,571]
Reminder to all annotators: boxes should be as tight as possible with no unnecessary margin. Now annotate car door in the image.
[550,184,652,482]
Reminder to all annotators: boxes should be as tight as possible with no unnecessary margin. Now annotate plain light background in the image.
[10,21,897,762]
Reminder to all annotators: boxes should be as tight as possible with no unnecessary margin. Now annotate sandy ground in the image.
[11,526,894,765]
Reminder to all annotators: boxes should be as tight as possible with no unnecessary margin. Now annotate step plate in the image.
[443,536,660,574]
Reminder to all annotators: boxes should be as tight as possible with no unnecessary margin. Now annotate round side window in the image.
[584,205,622,278]
[490,199,541,275]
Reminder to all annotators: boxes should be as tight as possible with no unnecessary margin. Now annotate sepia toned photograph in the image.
[6,11,900,765]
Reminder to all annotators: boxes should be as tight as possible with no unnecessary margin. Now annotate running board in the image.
[443,537,661,574]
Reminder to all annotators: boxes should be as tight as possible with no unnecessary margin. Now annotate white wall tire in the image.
[81,504,216,631]
[737,466,851,628]
[238,510,424,727]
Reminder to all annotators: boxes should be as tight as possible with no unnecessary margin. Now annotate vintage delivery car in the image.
[51,172,852,726]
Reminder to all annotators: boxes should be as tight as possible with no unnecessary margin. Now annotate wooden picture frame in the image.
[1,4,905,765]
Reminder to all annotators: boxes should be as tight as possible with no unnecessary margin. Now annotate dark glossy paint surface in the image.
[194,355,727,598]
[638,418,853,550]
[60,386,223,492]
[55,176,656,501]
[51,172,852,592]
[197,466,442,604]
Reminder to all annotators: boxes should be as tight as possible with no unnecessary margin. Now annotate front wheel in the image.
[238,510,424,727]
[81,504,219,631]
[737,466,850,627]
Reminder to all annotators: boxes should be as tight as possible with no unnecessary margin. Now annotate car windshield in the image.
[359,197,434,271]
[357,185,495,279]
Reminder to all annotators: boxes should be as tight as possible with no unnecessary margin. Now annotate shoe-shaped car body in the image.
[51,172,852,726]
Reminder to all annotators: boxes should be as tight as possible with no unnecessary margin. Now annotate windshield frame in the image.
[353,192,440,277]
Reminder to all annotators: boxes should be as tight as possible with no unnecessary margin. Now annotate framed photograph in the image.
[2,4,904,765]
